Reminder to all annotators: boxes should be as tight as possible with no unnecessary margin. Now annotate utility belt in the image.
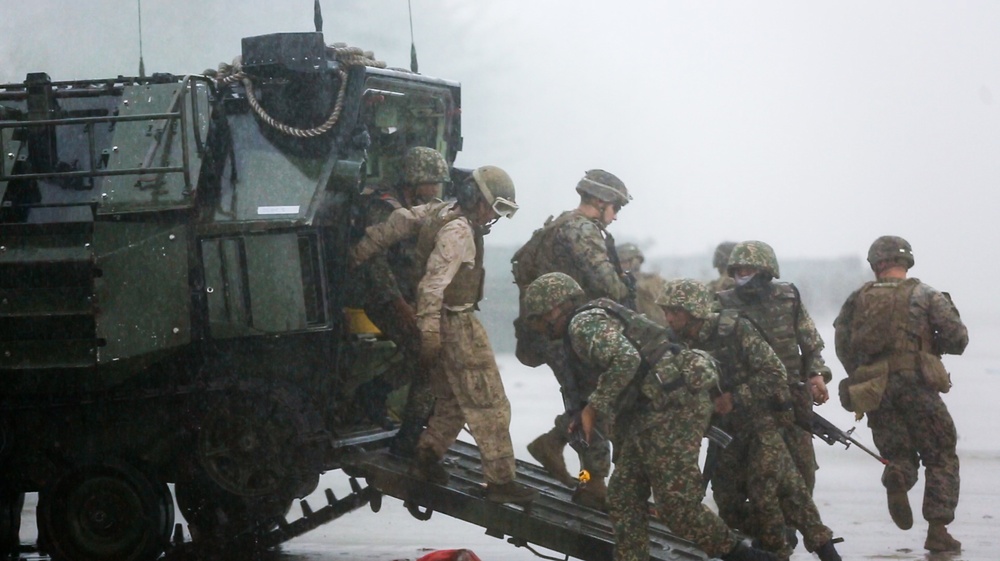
[838,351,950,414]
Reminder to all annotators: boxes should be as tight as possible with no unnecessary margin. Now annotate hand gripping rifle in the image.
[806,411,888,465]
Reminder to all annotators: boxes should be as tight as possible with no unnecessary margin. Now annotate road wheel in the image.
[38,461,173,561]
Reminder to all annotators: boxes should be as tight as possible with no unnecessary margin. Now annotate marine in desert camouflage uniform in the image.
[522,273,777,561]
[834,236,967,553]
[716,241,832,495]
[351,166,535,505]
[661,279,841,561]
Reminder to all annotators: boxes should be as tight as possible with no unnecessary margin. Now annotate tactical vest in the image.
[849,278,930,366]
[718,282,803,381]
[694,310,747,391]
[414,202,485,307]
[563,299,678,391]
[511,210,578,289]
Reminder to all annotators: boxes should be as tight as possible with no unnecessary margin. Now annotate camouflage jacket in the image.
[568,308,719,438]
[544,210,630,302]
[687,311,792,435]
[833,277,968,376]
[717,282,832,384]
[635,271,667,326]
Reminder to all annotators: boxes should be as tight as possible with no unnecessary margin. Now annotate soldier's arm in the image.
[924,285,969,356]
[569,311,642,418]
[557,221,630,302]
[736,319,792,409]
[832,291,860,375]
[795,300,833,383]
[350,205,428,266]
[363,203,404,304]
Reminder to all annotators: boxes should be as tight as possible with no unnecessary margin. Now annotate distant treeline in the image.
[478,245,869,354]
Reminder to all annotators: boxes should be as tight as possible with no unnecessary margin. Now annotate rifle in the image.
[701,425,734,490]
[603,232,637,311]
[806,411,888,465]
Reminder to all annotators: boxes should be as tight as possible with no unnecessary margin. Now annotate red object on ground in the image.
[416,549,483,561]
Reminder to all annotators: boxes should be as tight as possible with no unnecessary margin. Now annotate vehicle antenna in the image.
[408,0,418,73]
[314,0,323,33]
[137,0,146,77]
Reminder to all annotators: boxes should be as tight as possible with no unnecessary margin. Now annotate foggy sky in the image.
[2,1,998,316]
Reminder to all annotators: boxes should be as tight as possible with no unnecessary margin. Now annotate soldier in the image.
[522,272,777,561]
[511,169,633,508]
[707,241,738,293]
[351,166,536,505]
[833,236,967,553]
[716,241,832,495]
[617,242,667,326]
[660,279,842,561]
[354,146,450,456]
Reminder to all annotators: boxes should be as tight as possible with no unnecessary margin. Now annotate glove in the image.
[419,330,441,365]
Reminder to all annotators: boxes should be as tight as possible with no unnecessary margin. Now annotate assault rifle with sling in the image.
[804,411,888,464]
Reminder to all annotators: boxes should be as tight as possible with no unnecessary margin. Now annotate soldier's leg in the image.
[786,383,818,492]
[442,313,517,484]
[868,378,919,529]
[606,438,652,561]
[904,387,959,524]
[647,424,740,559]
[711,437,752,534]
[746,432,794,559]
[764,431,834,553]
[416,360,465,459]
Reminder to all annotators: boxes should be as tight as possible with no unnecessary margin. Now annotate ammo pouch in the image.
[919,351,952,393]
[843,360,890,414]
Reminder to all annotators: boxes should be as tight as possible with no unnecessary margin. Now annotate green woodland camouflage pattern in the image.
[657,278,715,319]
[867,235,915,269]
[523,272,585,319]
[686,311,834,558]
[717,280,832,492]
[566,307,742,560]
[574,169,631,207]
[633,272,667,326]
[834,277,968,524]
[727,240,781,279]
[713,241,738,270]
[539,210,631,302]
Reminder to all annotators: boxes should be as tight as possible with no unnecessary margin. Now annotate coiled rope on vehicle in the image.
[212,43,387,138]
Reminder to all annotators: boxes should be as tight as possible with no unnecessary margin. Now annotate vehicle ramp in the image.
[342,440,709,561]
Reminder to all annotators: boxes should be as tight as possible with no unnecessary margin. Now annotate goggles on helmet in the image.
[491,196,518,219]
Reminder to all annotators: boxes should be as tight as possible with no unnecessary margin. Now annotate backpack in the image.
[511,212,576,290]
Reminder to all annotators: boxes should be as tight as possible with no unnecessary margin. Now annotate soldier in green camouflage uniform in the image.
[617,242,667,326]
[523,273,777,561]
[660,279,841,561]
[353,146,450,456]
[706,241,737,294]
[716,241,832,495]
[833,236,967,553]
[513,170,634,508]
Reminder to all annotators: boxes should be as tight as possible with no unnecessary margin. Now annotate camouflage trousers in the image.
[712,428,833,558]
[784,383,818,493]
[543,341,611,478]
[416,311,516,485]
[364,302,435,425]
[867,371,959,524]
[608,404,738,560]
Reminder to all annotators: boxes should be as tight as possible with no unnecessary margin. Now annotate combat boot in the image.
[720,541,778,561]
[883,471,912,530]
[485,480,538,505]
[814,540,842,561]
[924,522,961,552]
[527,429,576,486]
[571,477,607,511]
[408,447,450,485]
[389,419,424,458]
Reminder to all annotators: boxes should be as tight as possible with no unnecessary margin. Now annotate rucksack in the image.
[511,212,576,290]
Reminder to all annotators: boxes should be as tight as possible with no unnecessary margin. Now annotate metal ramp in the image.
[342,440,709,561]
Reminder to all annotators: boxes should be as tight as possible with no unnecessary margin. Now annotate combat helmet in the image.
[656,278,714,319]
[403,146,450,185]
[524,272,585,319]
[712,241,738,269]
[727,240,780,279]
[575,169,631,207]
[457,165,518,218]
[867,235,914,270]
[616,243,644,265]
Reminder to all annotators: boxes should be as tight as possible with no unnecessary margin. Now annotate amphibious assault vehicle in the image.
[0,28,463,560]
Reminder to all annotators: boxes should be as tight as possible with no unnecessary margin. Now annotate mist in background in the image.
[3,1,998,328]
